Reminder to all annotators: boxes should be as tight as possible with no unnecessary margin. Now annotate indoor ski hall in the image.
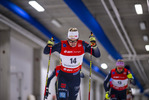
[0,0,149,100]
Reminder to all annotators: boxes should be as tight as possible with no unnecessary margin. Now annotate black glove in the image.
[130,79,136,85]
[44,87,51,99]
[80,72,85,78]
[89,32,97,47]
[47,37,55,47]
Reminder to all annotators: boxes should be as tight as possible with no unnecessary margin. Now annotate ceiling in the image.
[0,0,149,91]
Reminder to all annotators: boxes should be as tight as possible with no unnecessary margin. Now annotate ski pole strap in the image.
[49,47,52,55]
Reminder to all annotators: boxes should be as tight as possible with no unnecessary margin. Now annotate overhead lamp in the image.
[51,19,62,28]
[143,35,148,42]
[145,45,149,51]
[101,63,108,69]
[134,4,143,14]
[29,1,45,12]
[139,22,146,30]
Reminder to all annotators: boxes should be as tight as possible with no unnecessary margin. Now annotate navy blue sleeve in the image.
[103,71,111,92]
[82,41,100,57]
[46,69,56,87]
[43,42,61,54]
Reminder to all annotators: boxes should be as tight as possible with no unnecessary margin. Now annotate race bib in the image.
[60,54,84,68]
[112,79,128,87]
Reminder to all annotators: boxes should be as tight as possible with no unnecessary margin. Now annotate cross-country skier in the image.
[44,27,100,100]
[104,59,135,100]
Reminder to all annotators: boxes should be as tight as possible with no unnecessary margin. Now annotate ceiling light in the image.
[145,45,149,51]
[139,22,146,30]
[143,35,148,42]
[29,1,45,12]
[51,19,62,28]
[134,4,143,14]
[101,63,108,69]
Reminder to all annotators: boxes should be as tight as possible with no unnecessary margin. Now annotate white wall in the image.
[10,33,60,100]
[10,37,33,100]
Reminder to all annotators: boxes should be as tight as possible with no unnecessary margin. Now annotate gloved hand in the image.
[44,87,51,99]
[89,32,97,47]
[105,91,110,99]
[130,79,136,85]
[47,37,55,47]
[127,73,133,79]
[80,71,85,78]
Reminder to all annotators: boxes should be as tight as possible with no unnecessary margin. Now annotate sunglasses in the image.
[117,67,124,69]
[68,39,78,43]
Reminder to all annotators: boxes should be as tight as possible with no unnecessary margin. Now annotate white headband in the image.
[68,31,79,39]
